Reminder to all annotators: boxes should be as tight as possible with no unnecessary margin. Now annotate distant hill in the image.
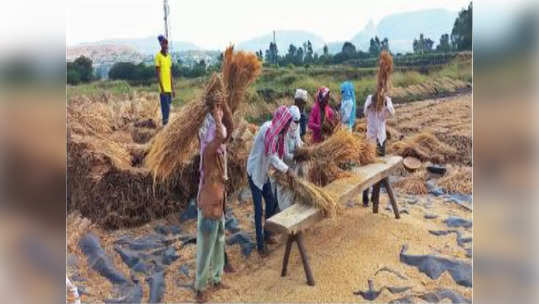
[76,36,201,55]
[67,44,145,63]
[351,9,458,53]
[236,30,325,54]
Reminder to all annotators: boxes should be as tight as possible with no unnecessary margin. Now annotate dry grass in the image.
[296,128,376,186]
[145,73,225,184]
[273,171,342,217]
[393,169,428,194]
[438,166,472,194]
[226,119,257,194]
[222,46,262,113]
[389,131,456,164]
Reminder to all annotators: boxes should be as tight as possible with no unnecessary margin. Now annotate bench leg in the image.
[372,182,381,214]
[382,178,400,219]
[296,232,315,286]
[281,234,294,277]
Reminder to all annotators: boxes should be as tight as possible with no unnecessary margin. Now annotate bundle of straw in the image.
[145,73,225,184]
[438,166,472,194]
[393,170,427,194]
[295,128,376,165]
[222,46,262,113]
[389,131,456,163]
[273,171,341,217]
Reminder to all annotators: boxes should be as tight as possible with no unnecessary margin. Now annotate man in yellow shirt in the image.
[155,35,175,125]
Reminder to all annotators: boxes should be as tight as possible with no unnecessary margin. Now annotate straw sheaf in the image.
[273,171,342,218]
[295,128,377,186]
[222,45,262,113]
[438,166,472,194]
[145,73,225,185]
[389,131,456,163]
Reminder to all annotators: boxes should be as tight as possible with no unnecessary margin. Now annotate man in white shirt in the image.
[246,106,295,256]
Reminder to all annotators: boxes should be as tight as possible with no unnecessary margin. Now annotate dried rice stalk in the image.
[389,131,456,163]
[393,170,427,194]
[273,171,342,218]
[438,166,472,194]
[145,73,225,184]
[222,46,262,113]
[296,128,376,166]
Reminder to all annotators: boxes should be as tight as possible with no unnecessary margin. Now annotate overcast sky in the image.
[66,0,470,49]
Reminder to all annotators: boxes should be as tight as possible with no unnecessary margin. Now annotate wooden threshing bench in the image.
[265,155,403,286]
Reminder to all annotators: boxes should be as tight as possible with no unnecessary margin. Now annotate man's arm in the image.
[155,67,164,93]
[170,66,175,97]
[221,102,234,141]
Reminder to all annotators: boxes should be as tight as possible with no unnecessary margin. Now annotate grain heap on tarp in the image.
[272,171,341,218]
[389,131,456,164]
[295,128,376,186]
[67,92,197,229]
[438,166,472,194]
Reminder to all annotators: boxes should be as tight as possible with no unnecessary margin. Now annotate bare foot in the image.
[195,290,208,303]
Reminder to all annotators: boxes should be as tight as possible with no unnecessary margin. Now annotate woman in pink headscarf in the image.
[308,87,337,143]
[246,105,295,256]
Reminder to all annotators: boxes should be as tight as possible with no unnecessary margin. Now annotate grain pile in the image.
[296,128,376,186]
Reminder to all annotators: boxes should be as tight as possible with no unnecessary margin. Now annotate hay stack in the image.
[389,132,456,163]
[226,119,257,194]
[273,171,341,217]
[145,74,225,184]
[438,166,472,194]
[67,93,194,229]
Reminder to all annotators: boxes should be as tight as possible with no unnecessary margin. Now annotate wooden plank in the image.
[266,155,402,234]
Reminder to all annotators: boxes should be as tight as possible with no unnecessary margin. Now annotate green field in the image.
[67,53,471,124]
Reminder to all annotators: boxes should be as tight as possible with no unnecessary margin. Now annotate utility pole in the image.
[163,0,172,52]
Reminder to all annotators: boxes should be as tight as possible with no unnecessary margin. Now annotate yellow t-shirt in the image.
[155,52,172,93]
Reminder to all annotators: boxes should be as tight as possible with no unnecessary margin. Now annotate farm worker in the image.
[195,94,234,302]
[246,105,295,256]
[155,35,175,126]
[308,87,336,143]
[362,50,395,206]
[272,105,304,211]
[339,81,356,130]
[294,89,309,138]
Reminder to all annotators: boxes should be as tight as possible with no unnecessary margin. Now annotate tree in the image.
[265,42,279,65]
[341,41,356,58]
[436,33,452,52]
[369,36,383,56]
[66,56,94,84]
[451,2,472,50]
[323,44,329,57]
[413,34,433,54]
[295,47,304,65]
[381,38,390,52]
[303,40,314,64]
[72,56,93,82]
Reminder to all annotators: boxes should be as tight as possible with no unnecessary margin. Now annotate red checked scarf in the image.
[264,105,292,158]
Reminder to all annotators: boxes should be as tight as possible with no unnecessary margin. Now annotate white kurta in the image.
[363,95,395,144]
[246,121,289,191]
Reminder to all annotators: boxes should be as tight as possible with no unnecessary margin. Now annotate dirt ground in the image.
[67,93,472,303]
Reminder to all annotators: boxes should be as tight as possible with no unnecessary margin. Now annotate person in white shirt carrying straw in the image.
[362,50,395,206]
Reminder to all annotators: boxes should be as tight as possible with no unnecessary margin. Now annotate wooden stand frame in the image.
[280,231,315,286]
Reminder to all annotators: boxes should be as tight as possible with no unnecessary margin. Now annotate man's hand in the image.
[286,168,296,184]
[172,90,176,98]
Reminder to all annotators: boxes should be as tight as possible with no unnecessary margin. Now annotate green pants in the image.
[195,210,225,291]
